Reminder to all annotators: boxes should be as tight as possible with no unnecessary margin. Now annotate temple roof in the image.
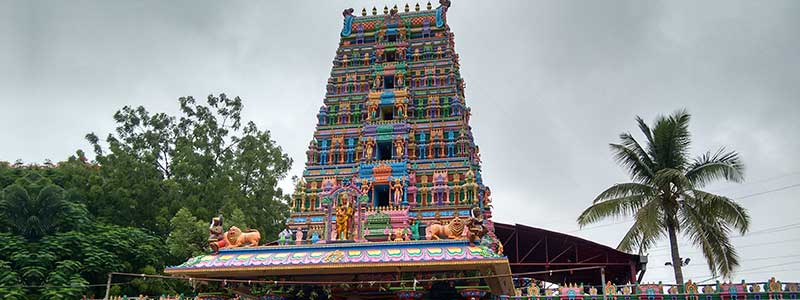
[166,240,515,294]
[495,222,645,285]
[167,240,506,277]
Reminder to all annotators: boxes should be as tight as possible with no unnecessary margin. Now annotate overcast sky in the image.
[2,0,799,284]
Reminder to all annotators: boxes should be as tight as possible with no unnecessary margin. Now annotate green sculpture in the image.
[409,218,420,240]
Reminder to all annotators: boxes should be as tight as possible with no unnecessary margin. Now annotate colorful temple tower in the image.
[168,2,516,298]
[288,0,491,245]
[166,2,647,299]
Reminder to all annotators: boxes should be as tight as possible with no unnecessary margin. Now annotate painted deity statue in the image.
[392,178,404,206]
[335,199,355,240]
[365,138,375,161]
[311,231,320,244]
[295,229,304,245]
[367,101,379,121]
[208,214,226,254]
[394,138,404,158]
[278,227,293,246]
[396,71,405,88]
[360,180,372,195]
[373,74,382,89]
[393,227,408,241]
[409,218,420,240]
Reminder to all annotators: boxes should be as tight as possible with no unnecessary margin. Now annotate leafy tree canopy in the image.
[85,94,293,239]
[0,94,294,298]
[0,169,169,299]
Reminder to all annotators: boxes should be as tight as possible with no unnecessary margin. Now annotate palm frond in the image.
[619,132,656,178]
[617,200,664,253]
[577,194,648,227]
[687,190,750,235]
[680,201,740,279]
[650,110,692,170]
[594,183,657,203]
[686,148,745,187]
[635,116,655,147]
[609,143,655,183]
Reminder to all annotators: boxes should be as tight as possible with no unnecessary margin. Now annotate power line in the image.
[645,222,800,251]
[662,254,799,269]
[734,183,800,200]
[571,219,634,233]
[648,260,800,283]
[708,171,800,194]
[3,282,131,289]
[734,222,800,238]
[91,266,606,287]
[648,237,800,254]
[695,260,800,283]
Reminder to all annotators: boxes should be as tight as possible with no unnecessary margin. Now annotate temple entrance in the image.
[427,282,461,300]
[381,106,394,120]
[377,140,392,160]
[374,184,390,207]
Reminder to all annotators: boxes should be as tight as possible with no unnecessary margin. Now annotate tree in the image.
[0,166,172,299]
[577,110,750,285]
[86,94,293,239]
[0,175,89,240]
[166,208,208,262]
[228,208,248,230]
[0,253,25,300]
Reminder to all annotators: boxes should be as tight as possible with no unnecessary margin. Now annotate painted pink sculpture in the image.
[295,229,304,245]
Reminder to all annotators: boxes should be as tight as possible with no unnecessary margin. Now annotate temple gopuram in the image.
[167,2,651,299]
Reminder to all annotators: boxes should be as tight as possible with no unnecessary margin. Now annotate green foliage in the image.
[86,94,292,239]
[0,169,173,299]
[40,261,90,300]
[0,175,89,240]
[228,207,248,230]
[0,260,25,300]
[577,109,750,283]
[166,208,208,262]
[0,94,292,298]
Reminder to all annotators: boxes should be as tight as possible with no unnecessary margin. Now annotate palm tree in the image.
[0,175,89,240]
[577,109,750,286]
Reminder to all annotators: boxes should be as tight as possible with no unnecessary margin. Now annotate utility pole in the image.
[601,267,607,300]
[103,273,112,300]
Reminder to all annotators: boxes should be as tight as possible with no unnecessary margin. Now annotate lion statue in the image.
[425,216,466,240]
[224,226,261,248]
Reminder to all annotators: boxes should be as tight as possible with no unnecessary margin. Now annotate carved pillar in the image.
[462,185,467,205]
[323,201,332,242]
[402,183,408,207]
[357,201,365,241]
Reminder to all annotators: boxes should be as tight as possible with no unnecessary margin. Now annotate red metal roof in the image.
[494,222,646,285]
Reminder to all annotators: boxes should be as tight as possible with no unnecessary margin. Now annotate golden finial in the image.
[405,3,410,12]
[415,3,420,11]
[427,1,432,10]
[372,6,377,15]
[384,6,389,14]
[362,8,367,16]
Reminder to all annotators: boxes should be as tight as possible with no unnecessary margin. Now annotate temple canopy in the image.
[495,222,645,285]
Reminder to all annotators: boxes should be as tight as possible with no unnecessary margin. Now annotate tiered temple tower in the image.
[167,4,648,298]
[288,1,491,240]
